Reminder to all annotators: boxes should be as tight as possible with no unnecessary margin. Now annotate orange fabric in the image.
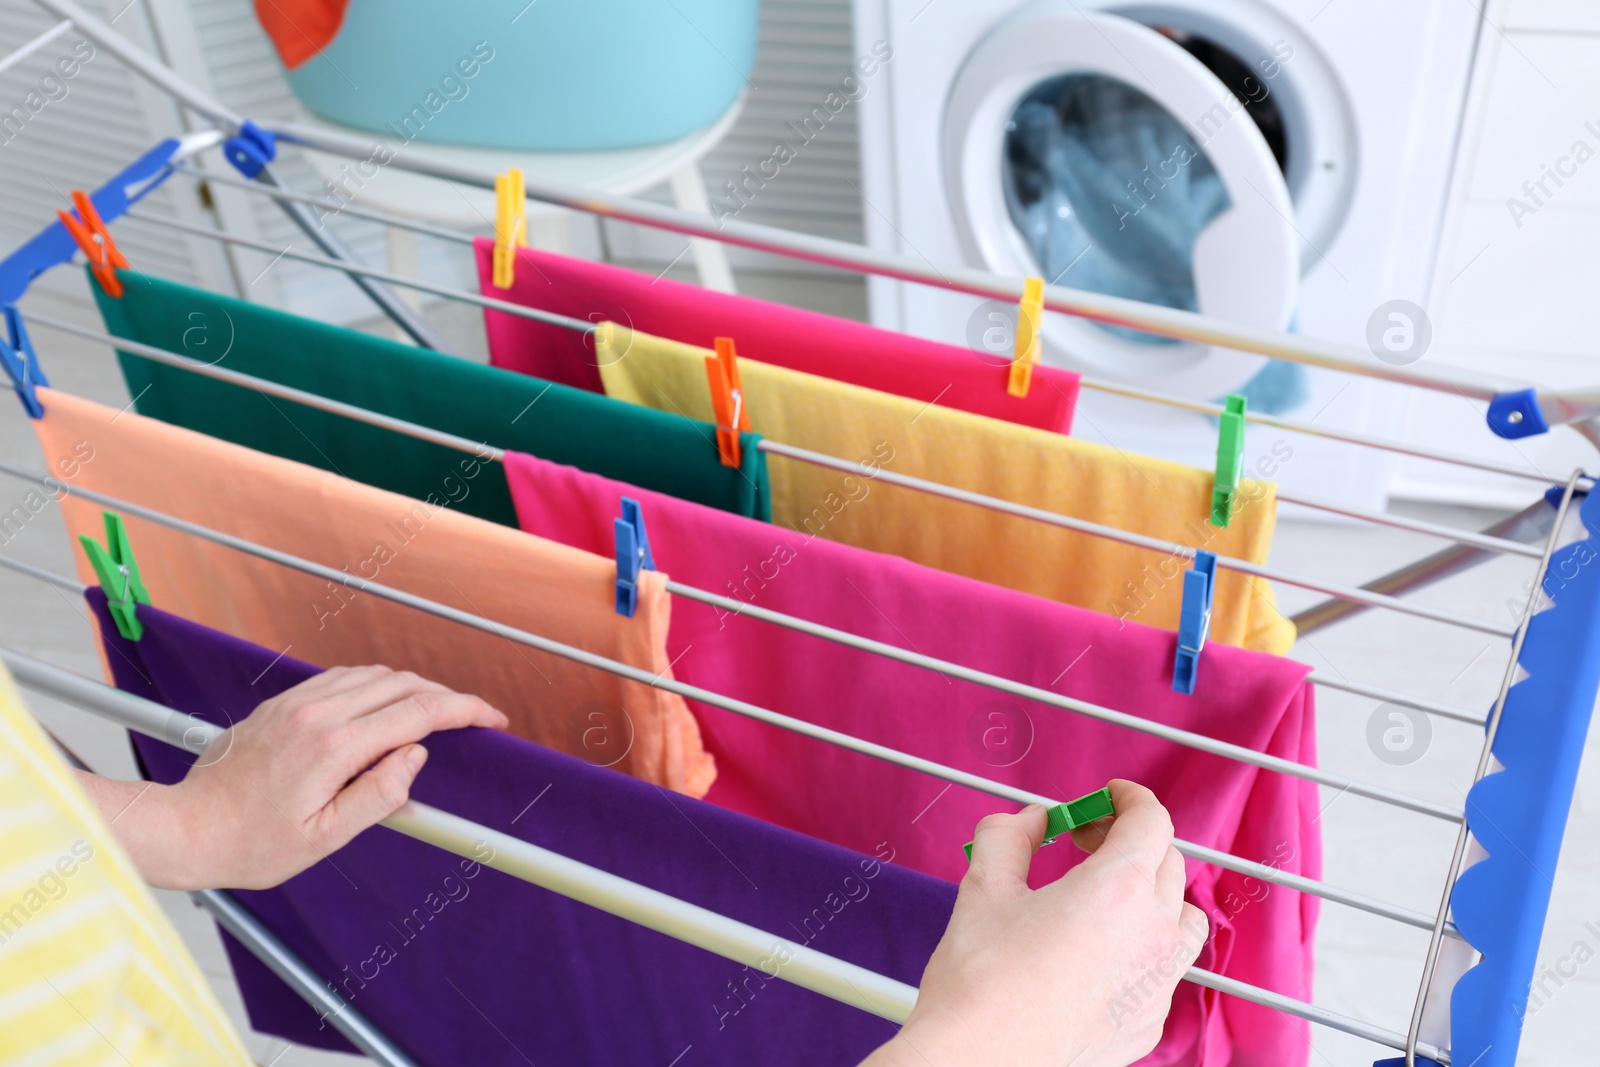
[33,388,713,796]
[254,0,348,69]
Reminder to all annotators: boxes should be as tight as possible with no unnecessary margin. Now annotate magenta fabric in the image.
[505,450,1321,1067]
[474,239,1080,433]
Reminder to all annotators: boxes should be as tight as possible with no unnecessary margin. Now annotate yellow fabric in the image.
[597,323,1294,654]
[0,664,252,1067]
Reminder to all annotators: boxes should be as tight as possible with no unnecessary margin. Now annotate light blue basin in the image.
[281,0,759,151]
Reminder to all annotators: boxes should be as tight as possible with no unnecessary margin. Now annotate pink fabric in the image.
[504,451,1320,1067]
[474,239,1080,433]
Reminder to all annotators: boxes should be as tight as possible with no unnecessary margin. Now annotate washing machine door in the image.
[945,4,1298,397]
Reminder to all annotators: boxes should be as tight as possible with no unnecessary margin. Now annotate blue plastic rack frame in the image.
[1446,485,1600,1065]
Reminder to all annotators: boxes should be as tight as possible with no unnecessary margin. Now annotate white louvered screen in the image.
[1,0,868,318]
[606,0,868,269]
[698,0,865,244]
[0,0,222,298]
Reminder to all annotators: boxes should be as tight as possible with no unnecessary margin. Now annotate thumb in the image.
[963,805,1046,893]
[316,744,427,852]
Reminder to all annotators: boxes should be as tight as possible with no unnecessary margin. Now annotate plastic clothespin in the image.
[223,120,278,179]
[79,511,150,641]
[705,336,750,469]
[1007,276,1045,398]
[614,497,656,618]
[0,304,47,419]
[1172,550,1217,695]
[57,190,129,299]
[492,167,527,289]
[962,787,1116,861]
[1210,393,1247,527]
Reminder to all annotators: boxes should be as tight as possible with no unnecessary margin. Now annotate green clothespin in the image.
[962,787,1116,861]
[1210,393,1247,528]
[79,510,149,641]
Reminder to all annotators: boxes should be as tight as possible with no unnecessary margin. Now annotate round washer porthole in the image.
[944,0,1356,396]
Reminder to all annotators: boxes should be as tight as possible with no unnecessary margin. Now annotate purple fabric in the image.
[91,591,952,1065]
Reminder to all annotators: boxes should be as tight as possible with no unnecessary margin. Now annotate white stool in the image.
[295,95,744,294]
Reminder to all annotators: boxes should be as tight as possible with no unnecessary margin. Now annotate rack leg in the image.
[669,163,737,294]
[254,163,448,352]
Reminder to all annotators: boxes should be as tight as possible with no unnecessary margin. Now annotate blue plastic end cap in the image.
[1545,484,1591,509]
[223,121,278,179]
[1487,389,1549,439]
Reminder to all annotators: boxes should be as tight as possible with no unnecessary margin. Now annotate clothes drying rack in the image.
[1,4,1597,1067]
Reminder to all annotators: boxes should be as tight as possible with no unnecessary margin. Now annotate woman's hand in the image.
[77,665,507,890]
[865,779,1207,1067]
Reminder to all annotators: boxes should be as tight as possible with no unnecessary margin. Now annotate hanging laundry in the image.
[504,452,1320,1067]
[0,664,254,1066]
[92,593,952,1067]
[34,388,713,795]
[594,324,1295,654]
[92,271,770,523]
[254,0,349,69]
[473,241,1082,432]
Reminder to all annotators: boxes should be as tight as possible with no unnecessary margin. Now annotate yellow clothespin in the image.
[1008,276,1045,398]
[492,167,526,290]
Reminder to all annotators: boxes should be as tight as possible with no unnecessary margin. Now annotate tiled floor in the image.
[3,276,1596,1065]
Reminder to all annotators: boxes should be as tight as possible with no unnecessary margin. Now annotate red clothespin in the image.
[57,191,128,298]
[705,336,750,468]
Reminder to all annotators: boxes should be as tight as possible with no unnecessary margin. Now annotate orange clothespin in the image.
[1008,275,1045,397]
[57,191,128,299]
[705,336,750,468]
[492,167,526,289]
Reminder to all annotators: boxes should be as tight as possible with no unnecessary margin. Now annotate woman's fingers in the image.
[312,743,428,853]
[1085,779,1175,873]
[963,805,1047,893]
[1155,844,1187,917]
[326,690,507,782]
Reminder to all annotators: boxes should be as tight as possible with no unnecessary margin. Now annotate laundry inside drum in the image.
[1002,73,1230,346]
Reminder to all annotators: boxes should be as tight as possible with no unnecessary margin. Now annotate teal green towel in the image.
[92,271,770,526]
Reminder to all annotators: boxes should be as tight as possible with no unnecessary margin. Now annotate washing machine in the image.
[851,0,1485,511]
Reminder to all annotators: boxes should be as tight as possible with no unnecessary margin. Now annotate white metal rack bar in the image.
[34,0,1535,414]
[8,7,1589,1064]
[0,476,1474,954]
[112,210,1545,566]
[40,702,421,1067]
[0,548,1466,940]
[0,16,71,78]
[1403,473,1584,1063]
[0,646,920,1024]
[0,644,1452,1062]
[24,313,1496,728]
[165,162,1568,495]
[27,310,1526,642]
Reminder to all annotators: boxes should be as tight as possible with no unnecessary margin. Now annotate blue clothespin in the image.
[1172,551,1217,695]
[223,120,278,179]
[614,497,655,618]
[0,304,47,418]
